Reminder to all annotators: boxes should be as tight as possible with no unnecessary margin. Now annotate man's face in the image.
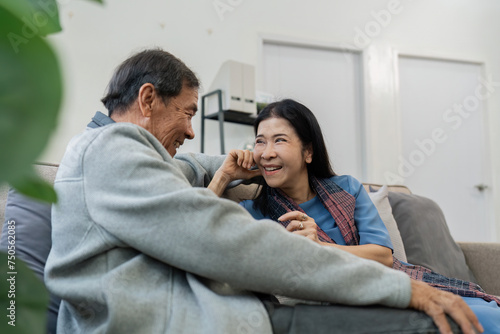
[150,86,198,156]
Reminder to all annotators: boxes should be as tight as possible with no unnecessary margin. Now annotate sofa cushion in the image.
[1,188,52,279]
[0,163,60,334]
[388,191,477,283]
[367,186,407,262]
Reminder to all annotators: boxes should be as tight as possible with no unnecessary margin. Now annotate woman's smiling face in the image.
[253,117,312,197]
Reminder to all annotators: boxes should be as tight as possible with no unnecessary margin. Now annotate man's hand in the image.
[208,149,261,197]
[409,280,483,334]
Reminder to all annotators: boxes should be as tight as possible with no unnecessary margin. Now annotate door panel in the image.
[398,56,491,242]
[262,42,364,179]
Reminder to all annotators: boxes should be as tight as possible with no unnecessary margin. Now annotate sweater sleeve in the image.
[83,125,412,308]
[173,153,225,187]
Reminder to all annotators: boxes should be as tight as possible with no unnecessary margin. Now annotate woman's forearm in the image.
[321,243,393,267]
[207,150,261,197]
[207,170,231,197]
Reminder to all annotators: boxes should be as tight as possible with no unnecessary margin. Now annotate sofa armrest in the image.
[457,242,500,296]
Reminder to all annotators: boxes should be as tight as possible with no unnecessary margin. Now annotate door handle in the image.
[474,184,488,192]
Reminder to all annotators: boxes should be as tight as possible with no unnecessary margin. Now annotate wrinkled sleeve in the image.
[82,125,411,308]
[173,153,225,187]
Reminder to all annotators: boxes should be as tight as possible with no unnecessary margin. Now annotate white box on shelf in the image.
[206,60,256,115]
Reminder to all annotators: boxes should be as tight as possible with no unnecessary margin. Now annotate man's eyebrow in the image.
[191,104,198,114]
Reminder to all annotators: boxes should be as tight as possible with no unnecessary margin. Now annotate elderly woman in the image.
[236,99,499,332]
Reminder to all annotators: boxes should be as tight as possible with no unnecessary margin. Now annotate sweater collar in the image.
[87,111,115,129]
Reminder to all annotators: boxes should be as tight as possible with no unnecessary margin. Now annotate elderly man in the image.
[44,49,481,334]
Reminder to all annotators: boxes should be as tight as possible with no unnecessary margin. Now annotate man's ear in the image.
[305,144,313,164]
[138,83,156,117]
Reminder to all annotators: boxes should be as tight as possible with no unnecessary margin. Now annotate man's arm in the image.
[83,125,412,308]
[173,152,226,187]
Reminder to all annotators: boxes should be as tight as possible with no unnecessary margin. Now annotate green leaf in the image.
[0,7,62,191]
[0,0,62,36]
[88,0,104,3]
[11,170,57,203]
[0,252,49,334]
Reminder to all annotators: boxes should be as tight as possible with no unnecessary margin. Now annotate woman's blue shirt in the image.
[240,175,393,249]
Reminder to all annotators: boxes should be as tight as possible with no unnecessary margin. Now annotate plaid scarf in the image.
[265,176,500,306]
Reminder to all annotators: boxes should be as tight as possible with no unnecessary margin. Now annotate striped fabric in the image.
[265,176,500,306]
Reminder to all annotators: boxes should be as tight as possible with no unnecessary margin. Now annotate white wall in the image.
[41,0,500,240]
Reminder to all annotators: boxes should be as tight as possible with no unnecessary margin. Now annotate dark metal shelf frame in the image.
[200,89,256,154]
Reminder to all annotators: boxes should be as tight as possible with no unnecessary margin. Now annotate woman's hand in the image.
[208,149,261,197]
[278,211,394,267]
[279,211,321,244]
[218,149,261,181]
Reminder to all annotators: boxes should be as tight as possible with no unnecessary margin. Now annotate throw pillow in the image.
[388,191,477,283]
[367,186,407,262]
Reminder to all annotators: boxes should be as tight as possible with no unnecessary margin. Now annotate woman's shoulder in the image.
[328,175,364,197]
[330,174,362,188]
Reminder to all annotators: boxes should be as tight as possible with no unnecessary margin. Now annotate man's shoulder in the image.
[58,123,165,179]
[67,123,147,156]
[82,122,161,150]
[85,122,149,138]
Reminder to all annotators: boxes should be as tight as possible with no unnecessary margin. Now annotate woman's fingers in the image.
[280,211,310,233]
[279,211,308,223]
[233,149,255,169]
[280,212,321,244]
[285,220,305,232]
[222,150,260,180]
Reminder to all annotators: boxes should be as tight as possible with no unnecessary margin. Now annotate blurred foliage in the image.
[0,2,62,203]
[0,252,50,334]
[0,0,62,36]
[0,0,102,202]
[0,1,103,333]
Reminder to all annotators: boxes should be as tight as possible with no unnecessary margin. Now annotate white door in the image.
[398,56,492,242]
[262,42,365,179]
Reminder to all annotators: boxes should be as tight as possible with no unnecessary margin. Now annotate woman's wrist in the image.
[207,170,232,197]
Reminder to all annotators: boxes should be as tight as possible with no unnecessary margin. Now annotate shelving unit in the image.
[200,89,256,154]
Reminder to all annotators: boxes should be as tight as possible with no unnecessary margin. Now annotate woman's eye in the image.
[276,138,286,143]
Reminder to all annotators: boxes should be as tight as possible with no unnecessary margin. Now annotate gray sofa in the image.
[1,163,499,304]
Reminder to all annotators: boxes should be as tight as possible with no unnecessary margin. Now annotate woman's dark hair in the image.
[252,99,335,215]
[101,48,199,115]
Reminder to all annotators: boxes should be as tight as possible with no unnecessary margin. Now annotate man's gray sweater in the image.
[45,121,412,333]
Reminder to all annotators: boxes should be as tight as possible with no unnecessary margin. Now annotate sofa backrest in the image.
[0,164,58,222]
